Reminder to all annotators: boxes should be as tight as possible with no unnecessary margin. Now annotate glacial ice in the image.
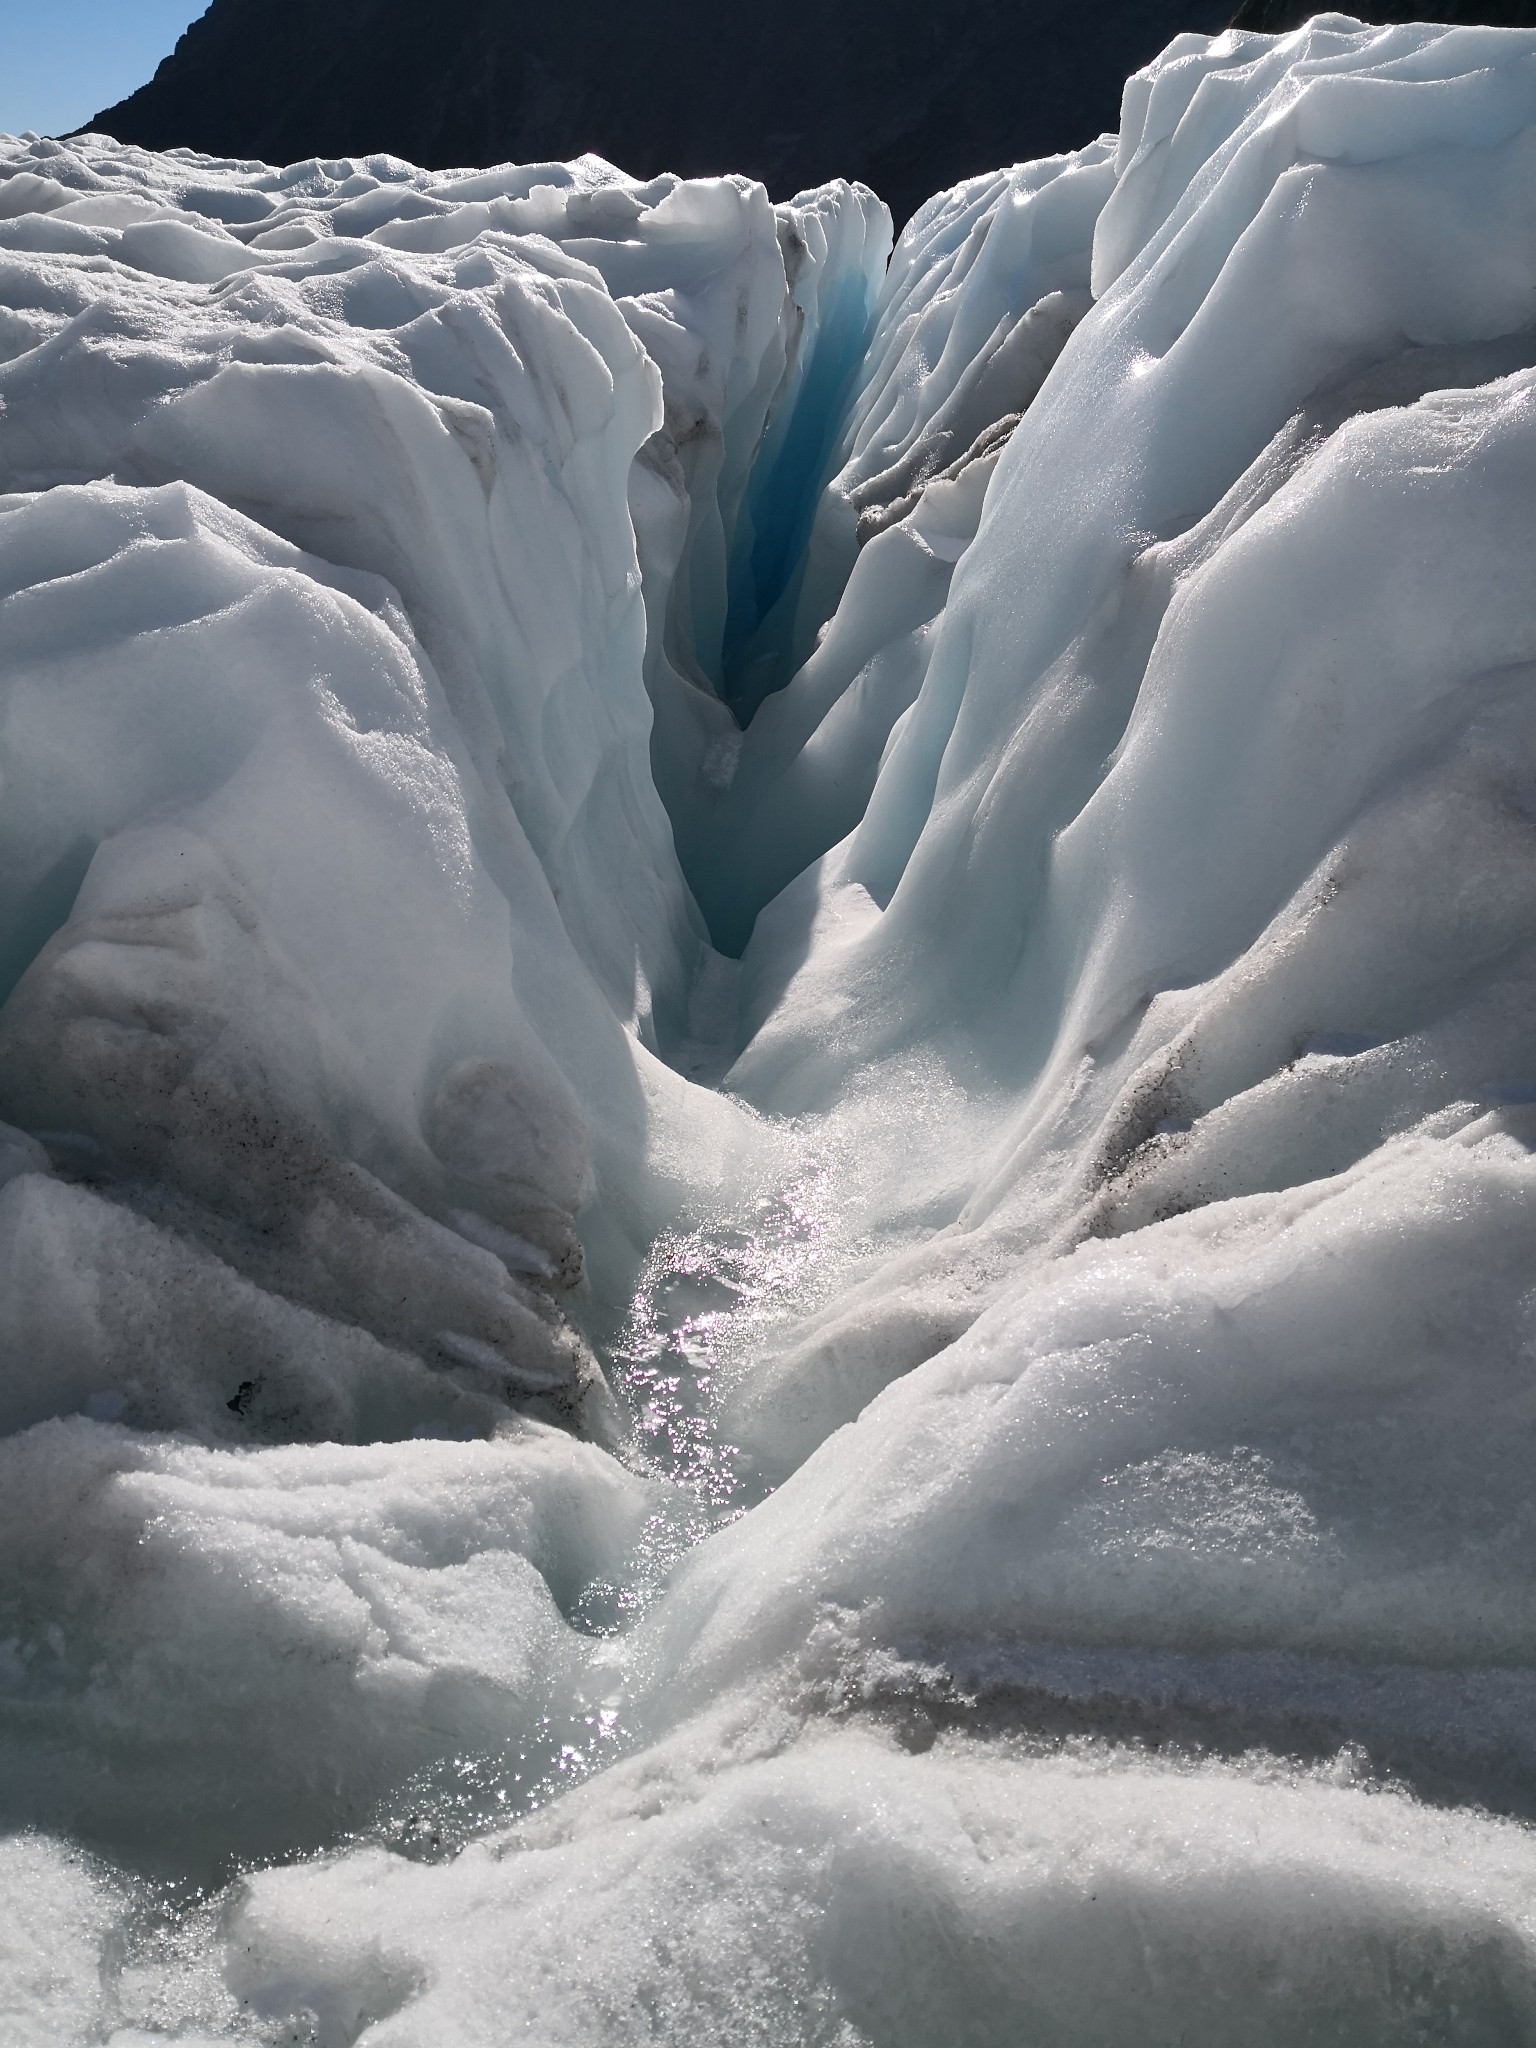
[4,13,1536,2043]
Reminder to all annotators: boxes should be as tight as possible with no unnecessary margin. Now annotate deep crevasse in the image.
[6,16,1536,2044]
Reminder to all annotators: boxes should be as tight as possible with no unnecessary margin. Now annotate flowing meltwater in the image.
[10,15,1536,2044]
[396,1154,857,1822]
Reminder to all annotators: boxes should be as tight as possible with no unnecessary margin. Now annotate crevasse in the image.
[6,17,1536,2044]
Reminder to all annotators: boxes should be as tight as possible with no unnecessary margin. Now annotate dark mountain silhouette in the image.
[88,2,1536,228]
[1232,1,1536,25]
[92,0,1237,227]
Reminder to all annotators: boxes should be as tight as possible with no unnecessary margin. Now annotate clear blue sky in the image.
[1,1,205,139]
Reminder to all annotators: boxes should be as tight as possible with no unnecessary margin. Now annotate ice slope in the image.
[687,138,1118,948]
[0,139,887,1451]
[0,1419,657,1873]
[5,14,1536,2045]
[728,16,1536,1443]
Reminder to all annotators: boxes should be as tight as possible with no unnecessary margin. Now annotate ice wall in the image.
[688,136,1118,950]
[0,139,887,1886]
[0,139,886,1453]
[729,15,1536,1446]
[5,15,1536,2045]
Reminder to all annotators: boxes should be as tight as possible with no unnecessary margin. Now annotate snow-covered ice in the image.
[4,14,1536,2042]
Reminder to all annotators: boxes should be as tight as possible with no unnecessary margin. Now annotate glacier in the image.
[4,13,1536,2043]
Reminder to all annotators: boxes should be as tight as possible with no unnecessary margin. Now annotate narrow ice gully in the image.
[3,15,1536,2042]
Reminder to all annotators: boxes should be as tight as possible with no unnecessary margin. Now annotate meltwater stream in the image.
[368,1141,864,1865]
[69,1128,882,2044]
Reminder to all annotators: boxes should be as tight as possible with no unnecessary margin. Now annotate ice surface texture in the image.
[5,14,1536,2043]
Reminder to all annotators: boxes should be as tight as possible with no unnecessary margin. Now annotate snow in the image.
[0,1419,655,1877]
[213,1733,1536,2046]
[3,14,1536,2042]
